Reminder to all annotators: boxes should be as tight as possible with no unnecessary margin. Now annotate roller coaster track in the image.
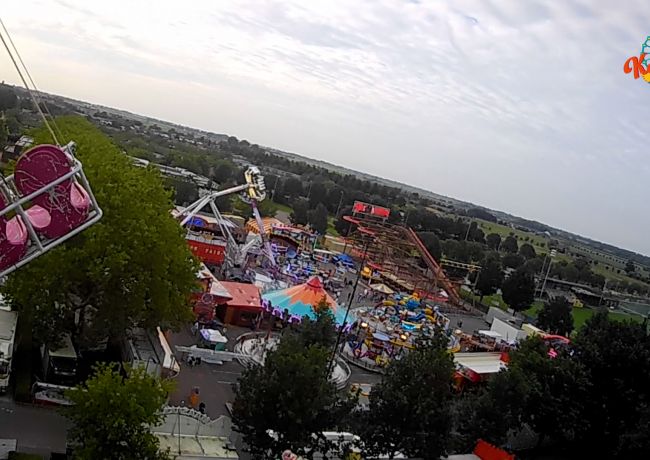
[404,227,461,306]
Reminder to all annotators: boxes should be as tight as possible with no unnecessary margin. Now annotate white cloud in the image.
[2,0,650,254]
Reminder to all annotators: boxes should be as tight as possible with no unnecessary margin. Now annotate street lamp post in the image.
[327,236,372,375]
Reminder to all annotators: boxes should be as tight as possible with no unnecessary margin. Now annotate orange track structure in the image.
[341,213,462,307]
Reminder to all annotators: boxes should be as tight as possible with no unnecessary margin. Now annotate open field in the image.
[476,219,548,249]
[524,304,642,329]
[271,201,292,214]
[590,263,647,286]
[327,216,340,236]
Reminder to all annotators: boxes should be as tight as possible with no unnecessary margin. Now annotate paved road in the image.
[167,321,383,420]
[0,397,70,456]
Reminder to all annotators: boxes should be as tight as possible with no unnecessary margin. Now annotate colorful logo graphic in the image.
[624,36,650,82]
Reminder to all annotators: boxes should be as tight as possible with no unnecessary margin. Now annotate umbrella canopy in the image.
[262,276,349,324]
[200,329,228,344]
[369,283,394,295]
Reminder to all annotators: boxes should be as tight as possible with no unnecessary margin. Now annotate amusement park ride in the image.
[341,201,465,308]
[0,21,102,278]
[173,166,276,274]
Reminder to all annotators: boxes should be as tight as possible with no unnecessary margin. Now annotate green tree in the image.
[362,341,455,460]
[418,231,442,261]
[508,337,591,446]
[501,253,525,269]
[625,259,636,274]
[475,258,504,302]
[501,235,518,253]
[536,297,574,336]
[452,366,530,452]
[64,363,172,460]
[232,332,353,459]
[501,268,535,312]
[334,205,353,235]
[572,312,650,457]
[256,198,278,218]
[521,257,544,275]
[297,296,337,349]
[283,177,303,197]
[212,161,233,183]
[166,177,198,205]
[0,85,17,110]
[485,233,501,251]
[0,116,7,144]
[308,203,329,234]
[519,243,536,259]
[1,117,198,346]
[291,198,309,226]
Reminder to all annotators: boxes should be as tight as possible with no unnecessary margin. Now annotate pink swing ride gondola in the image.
[0,20,102,278]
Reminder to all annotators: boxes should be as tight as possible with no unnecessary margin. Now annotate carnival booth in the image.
[193,263,232,324]
[216,281,262,327]
[262,276,349,325]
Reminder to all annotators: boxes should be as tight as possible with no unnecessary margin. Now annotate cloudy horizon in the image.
[2,0,650,255]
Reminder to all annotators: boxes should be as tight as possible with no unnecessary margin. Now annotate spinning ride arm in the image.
[176,166,276,267]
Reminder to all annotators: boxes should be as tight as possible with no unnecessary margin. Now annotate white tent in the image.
[369,283,394,295]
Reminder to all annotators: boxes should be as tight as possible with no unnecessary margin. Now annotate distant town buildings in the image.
[128,156,213,196]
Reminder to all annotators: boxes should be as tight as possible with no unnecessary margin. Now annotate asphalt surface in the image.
[0,396,70,456]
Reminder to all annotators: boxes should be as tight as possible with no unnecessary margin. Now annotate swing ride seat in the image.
[0,142,102,277]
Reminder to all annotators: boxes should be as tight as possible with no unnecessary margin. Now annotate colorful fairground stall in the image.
[192,263,233,324]
[453,352,510,390]
[216,281,262,327]
[261,276,349,325]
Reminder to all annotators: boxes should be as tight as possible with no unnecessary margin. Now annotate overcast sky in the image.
[2,0,650,254]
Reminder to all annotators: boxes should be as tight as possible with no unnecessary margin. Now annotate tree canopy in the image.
[232,312,353,459]
[485,232,501,250]
[536,297,574,336]
[291,198,309,226]
[571,312,650,457]
[64,363,172,460]
[418,231,442,261]
[475,257,504,301]
[501,268,535,312]
[501,235,518,253]
[308,202,329,234]
[2,117,198,346]
[519,243,536,259]
[361,340,455,460]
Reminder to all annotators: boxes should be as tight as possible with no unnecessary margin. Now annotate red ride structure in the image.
[341,202,463,308]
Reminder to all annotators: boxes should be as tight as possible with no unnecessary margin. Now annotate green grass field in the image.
[327,216,340,236]
[523,303,642,329]
[271,201,293,214]
[476,219,548,248]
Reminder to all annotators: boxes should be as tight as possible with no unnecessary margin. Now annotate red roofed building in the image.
[216,281,262,327]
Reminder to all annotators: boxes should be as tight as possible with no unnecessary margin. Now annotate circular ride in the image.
[343,292,456,370]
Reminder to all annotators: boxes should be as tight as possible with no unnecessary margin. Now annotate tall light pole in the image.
[536,251,550,297]
[327,235,373,375]
[598,278,608,308]
[334,190,344,217]
[539,249,556,301]
[464,220,473,241]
